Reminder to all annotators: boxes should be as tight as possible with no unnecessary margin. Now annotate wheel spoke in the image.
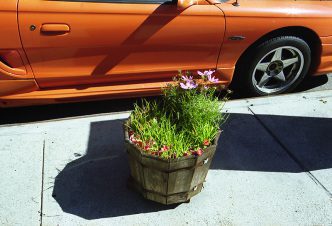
[271,48,282,61]
[275,71,286,82]
[258,73,271,87]
[256,62,270,72]
[282,57,298,68]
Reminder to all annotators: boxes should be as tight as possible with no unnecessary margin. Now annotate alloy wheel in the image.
[251,46,304,94]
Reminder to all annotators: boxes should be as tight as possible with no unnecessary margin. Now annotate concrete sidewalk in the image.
[0,90,331,226]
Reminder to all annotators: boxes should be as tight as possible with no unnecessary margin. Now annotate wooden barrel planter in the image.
[124,122,221,205]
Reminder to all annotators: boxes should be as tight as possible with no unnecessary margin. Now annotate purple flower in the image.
[180,81,198,90]
[181,75,193,83]
[197,70,219,83]
[198,70,214,77]
[207,74,219,83]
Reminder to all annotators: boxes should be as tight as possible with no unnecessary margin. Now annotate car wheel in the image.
[240,36,311,96]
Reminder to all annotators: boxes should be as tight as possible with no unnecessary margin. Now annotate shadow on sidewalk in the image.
[294,74,329,92]
[52,113,332,219]
[52,120,178,220]
[211,113,332,172]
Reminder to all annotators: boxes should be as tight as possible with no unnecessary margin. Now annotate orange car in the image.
[1,0,332,107]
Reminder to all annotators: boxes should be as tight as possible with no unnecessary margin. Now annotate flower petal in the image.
[180,82,188,89]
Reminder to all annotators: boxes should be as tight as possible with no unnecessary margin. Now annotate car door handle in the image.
[40,24,70,33]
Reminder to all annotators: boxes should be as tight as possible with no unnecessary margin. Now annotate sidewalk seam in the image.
[248,107,332,198]
[40,140,46,226]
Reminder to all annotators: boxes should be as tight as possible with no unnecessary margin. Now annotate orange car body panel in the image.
[215,0,332,78]
[319,36,332,75]
[0,0,332,107]
[0,1,38,104]
[18,0,225,88]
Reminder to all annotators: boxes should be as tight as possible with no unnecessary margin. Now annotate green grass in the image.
[126,75,228,159]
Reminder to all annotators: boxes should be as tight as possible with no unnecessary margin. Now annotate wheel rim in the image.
[251,46,304,94]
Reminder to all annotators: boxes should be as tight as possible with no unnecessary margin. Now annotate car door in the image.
[18,0,225,88]
[0,1,37,97]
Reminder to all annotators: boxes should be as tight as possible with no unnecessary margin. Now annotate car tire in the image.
[236,36,311,96]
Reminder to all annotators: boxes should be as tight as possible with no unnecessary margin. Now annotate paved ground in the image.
[0,89,331,226]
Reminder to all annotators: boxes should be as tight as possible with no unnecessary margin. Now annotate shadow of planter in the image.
[52,120,178,220]
[52,113,332,219]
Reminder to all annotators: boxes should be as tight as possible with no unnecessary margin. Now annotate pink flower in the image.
[196,148,203,156]
[180,81,198,90]
[129,135,136,143]
[203,139,210,146]
[197,70,219,83]
[160,145,169,152]
[207,74,219,83]
[198,70,215,77]
[181,75,193,83]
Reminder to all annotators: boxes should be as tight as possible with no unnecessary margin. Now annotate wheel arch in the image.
[232,26,322,84]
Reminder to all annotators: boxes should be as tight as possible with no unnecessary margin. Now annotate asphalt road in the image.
[0,73,331,125]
